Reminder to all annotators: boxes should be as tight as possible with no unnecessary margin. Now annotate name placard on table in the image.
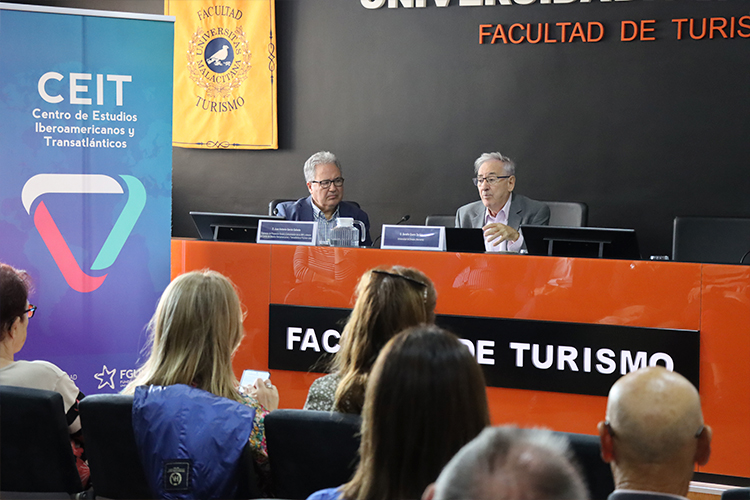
[380,224,445,251]
[257,220,318,246]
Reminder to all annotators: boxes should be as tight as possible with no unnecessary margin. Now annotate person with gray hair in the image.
[598,366,712,500]
[276,151,372,246]
[455,152,549,252]
[423,426,589,500]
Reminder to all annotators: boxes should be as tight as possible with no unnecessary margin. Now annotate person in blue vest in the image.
[123,270,279,477]
[276,151,372,246]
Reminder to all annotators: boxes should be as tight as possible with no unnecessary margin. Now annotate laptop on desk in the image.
[444,228,486,253]
[521,225,641,260]
[190,211,283,243]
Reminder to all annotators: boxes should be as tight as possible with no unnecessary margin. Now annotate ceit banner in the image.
[0,4,173,395]
[167,0,278,149]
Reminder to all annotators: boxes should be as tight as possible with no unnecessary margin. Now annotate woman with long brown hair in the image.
[303,266,437,414]
[307,325,490,500]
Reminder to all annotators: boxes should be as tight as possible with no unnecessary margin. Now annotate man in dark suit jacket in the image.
[598,367,712,500]
[455,152,549,252]
[276,151,372,247]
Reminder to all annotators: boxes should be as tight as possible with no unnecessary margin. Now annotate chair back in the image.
[269,199,295,216]
[552,431,614,500]
[78,394,153,499]
[266,409,361,499]
[425,214,456,227]
[673,216,750,264]
[544,201,589,227]
[0,385,83,494]
[723,488,750,499]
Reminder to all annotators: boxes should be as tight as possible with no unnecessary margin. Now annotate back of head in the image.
[124,269,244,401]
[0,263,30,338]
[432,426,589,500]
[343,325,489,500]
[606,366,704,465]
[332,266,437,413]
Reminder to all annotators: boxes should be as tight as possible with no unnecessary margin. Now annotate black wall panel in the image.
[22,0,750,256]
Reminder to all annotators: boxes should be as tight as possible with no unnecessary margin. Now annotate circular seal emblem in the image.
[204,37,234,74]
[187,26,251,100]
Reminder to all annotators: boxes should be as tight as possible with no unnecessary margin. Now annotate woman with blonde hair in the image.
[124,269,278,468]
[304,266,436,414]
[307,325,490,500]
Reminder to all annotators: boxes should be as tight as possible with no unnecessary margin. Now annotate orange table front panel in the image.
[171,240,748,478]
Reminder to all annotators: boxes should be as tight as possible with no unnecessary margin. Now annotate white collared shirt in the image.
[484,193,524,253]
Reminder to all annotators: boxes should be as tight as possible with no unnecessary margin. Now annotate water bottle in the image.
[329,217,366,248]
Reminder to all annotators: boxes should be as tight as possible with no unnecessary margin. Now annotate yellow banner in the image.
[166,0,277,149]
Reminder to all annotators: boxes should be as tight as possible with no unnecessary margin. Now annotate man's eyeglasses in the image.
[472,175,511,186]
[310,177,345,189]
[24,305,37,319]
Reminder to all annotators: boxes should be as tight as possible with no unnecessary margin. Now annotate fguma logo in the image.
[22,174,146,293]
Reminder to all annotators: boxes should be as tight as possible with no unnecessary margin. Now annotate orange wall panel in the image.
[172,240,749,478]
[697,264,750,477]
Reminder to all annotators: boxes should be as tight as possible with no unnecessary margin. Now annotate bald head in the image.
[606,366,703,464]
[599,367,711,496]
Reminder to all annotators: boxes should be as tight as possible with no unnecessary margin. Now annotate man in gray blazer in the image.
[455,152,549,252]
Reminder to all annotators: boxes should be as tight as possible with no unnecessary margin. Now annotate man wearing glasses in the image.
[277,151,372,246]
[598,366,712,500]
[455,152,549,252]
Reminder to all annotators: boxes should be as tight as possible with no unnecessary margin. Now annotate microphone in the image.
[371,214,411,248]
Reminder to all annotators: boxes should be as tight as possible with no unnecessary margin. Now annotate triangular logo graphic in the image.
[22,174,146,293]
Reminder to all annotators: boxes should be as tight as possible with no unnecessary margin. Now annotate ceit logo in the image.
[21,174,146,293]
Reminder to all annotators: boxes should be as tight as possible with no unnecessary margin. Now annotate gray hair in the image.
[433,426,589,500]
[303,151,342,182]
[474,152,516,176]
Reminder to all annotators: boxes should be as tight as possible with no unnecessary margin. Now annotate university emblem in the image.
[187,12,251,103]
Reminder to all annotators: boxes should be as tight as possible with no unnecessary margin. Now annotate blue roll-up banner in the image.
[0,4,174,394]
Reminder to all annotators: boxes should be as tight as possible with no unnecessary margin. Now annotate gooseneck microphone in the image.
[371,214,411,248]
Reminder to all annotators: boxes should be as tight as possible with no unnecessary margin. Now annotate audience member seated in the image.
[0,262,89,487]
[424,426,589,500]
[303,266,436,413]
[122,270,279,478]
[277,150,372,246]
[598,366,712,500]
[307,325,490,500]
